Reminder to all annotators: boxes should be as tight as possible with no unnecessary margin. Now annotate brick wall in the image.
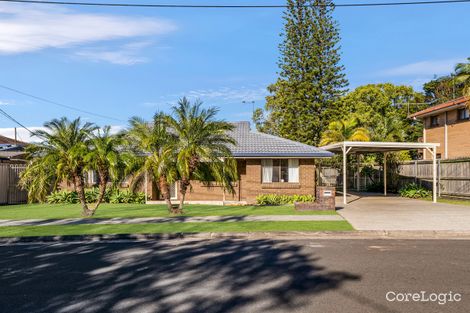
[175,158,316,204]
[423,110,470,160]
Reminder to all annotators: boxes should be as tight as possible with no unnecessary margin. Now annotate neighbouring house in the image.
[409,96,470,160]
[147,121,333,204]
[0,135,28,204]
[0,135,27,164]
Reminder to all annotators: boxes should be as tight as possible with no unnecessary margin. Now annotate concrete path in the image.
[338,195,470,231]
[0,215,344,227]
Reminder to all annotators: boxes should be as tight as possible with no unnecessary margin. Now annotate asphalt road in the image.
[0,239,469,313]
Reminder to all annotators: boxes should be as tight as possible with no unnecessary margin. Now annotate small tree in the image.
[126,112,178,212]
[320,117,369,146]
[20,117,97,216]
[166,97,237,212]
[455,58,470,97]
[85,126,124,214]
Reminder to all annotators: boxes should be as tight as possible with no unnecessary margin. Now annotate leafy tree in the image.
[126,112,178,213]
[320,117,369,146]
[85,126,125,214]
[20,117,97,216]
[342,84,425,142]
[258,0,348,145]
[423,75,462,104]
[455,58,470,97]
[167,97,237,212]
[369,115,406,142]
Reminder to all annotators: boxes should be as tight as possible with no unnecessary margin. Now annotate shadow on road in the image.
[0,239,360,312]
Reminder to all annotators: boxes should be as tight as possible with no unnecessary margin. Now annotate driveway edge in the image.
[2,230,470,243]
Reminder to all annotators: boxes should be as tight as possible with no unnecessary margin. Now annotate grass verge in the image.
[0,203,336,220]
[0,221,353,237]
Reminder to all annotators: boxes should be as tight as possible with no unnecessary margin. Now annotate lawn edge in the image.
[3,230,470,243]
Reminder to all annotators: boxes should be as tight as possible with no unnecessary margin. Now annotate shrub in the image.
[46,188,145,204]
[256,194,314,205]
[47,190,79,204]
[85,188,100,203]
[109,189,146,204]
[365,181,383,192]
[399,183,431,199]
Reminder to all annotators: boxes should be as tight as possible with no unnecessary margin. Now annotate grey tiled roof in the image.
[227,122,333,158]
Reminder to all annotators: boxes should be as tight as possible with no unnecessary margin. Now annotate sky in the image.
[0,0,469,142]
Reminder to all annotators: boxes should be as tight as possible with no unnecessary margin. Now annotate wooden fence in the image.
[319,159,470,198]
[0,164,28,205]
[399,159,470,198]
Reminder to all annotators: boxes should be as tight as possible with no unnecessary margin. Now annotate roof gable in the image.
[409,97,469,119]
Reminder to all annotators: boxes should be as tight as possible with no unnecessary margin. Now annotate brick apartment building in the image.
[147,122,333,204]
[409,97,470,160]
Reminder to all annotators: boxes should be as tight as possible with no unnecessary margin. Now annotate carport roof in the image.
[320,141,440,154]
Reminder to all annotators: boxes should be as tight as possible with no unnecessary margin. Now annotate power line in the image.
[0,107,34,135]
[0,84,126,123]
[0,0,470,8]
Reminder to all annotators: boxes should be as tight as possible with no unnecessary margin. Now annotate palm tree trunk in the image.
[92,171,108,214]
[178,178,190,212]
[74,173,91,217]
[159,175,173,213]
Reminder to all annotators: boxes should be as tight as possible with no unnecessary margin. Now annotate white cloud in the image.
[74,41,152,65]
[186,86,268,103]
[380,58,465,77]
[0,127,45,143]
[0,99,14,106]
[143,86,268,109]
[0,4,176,54]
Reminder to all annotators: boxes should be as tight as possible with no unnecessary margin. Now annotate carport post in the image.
[432,146,437,203]
[356,154,361,191]
[343,143,347,205]
[342,144,352,205]
[144,170,148,204]
[383,152,387,196]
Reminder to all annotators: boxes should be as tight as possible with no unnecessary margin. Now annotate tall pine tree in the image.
[256,0,348,146]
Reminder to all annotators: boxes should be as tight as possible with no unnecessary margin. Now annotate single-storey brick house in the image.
[147,122,333,204]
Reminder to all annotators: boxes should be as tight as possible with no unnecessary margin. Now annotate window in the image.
[430,115,439,127]
[261,159,299,183]
[458,108,469,121]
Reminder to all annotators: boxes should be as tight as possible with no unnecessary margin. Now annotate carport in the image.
[320,141,440,204]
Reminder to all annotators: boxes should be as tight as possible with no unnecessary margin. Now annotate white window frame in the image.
[261,159,299,183]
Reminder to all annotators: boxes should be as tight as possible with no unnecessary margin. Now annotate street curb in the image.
[2,230,470,243]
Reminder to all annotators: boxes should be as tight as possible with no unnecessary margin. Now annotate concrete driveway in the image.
[337,195,470,231]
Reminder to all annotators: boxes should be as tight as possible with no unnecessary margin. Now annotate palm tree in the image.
[370,115,406,142]
[320,117,370,146]
[19,148,58,203]
[126,112,178,212]
[455,58,470,97]
[166,97,237,212]
[20,117,97,216]
[85,126,124,214]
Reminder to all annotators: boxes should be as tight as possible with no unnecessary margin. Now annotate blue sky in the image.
[0,0,469,142]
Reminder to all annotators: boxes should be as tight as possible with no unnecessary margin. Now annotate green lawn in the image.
[0,203,336,220]
[0,221,353,237]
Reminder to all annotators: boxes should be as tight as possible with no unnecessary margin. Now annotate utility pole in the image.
[242,100,255,114]
[14,127,17,144]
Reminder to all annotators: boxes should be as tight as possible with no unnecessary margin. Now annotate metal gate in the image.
[0,164,28,205]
